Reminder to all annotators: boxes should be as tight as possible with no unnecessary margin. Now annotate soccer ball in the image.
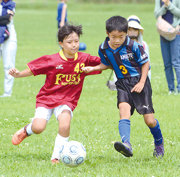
[78,42,86,51]
[59,141,86,167]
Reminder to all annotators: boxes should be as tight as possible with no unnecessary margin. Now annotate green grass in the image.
[0,1,180,177]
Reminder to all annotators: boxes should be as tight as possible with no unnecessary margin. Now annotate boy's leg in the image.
[12,119,47,145]
[51,134,69,164]
[12,107,51,145]
[114,102,133,157]
[144,114,164,158]
[11,119,47,145]
[51,105,72,163]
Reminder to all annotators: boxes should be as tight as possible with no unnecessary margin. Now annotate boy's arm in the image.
[82,63,109,74]
[131,61,150,93]
[9,68,32,78]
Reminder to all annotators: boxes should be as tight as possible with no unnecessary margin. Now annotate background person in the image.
[57,0,68,28]
[154,0,180,95]
[127,15,151,81]
[0,0,17,98]
[56,0,87,51]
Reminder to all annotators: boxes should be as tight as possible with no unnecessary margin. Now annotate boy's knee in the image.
[146,120,156,128]
[119,103,131,119]
[32,125,45,134]
[145,117,156,127]
[31,119,47,134]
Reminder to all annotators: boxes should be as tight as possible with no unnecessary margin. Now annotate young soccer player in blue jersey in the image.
[82,15,164,158]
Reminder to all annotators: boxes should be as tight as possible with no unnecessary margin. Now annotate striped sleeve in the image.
[98,48,110,66]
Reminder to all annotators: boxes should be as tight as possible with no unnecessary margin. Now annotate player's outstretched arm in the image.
[9,68,32,78]
[81,66,94,73]
[82,63,109,73]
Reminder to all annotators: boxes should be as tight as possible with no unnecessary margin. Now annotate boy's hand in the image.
[81,67,94,73]
[9,68,21,78]
[131,82,145,93]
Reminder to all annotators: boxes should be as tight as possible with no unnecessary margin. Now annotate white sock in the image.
[51,134,69,160]
[26,123,34,135]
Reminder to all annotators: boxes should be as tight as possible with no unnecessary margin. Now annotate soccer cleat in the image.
[12,124,29,145]
[51,158,60,164]
[153,141,164,158]
[114,141,133,157]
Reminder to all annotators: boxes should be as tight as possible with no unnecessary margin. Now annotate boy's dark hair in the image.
[106,16,128,33]
[58,23,83,42]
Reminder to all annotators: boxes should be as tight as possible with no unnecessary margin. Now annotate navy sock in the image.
[118,119,131,143]
[149,119,163,146]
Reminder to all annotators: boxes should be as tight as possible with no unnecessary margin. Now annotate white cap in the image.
[127,15,144,35]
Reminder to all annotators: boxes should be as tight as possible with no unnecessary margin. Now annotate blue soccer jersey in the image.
[98,36,149,79]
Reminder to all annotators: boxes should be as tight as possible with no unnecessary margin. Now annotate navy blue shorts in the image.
[116,75,155,115]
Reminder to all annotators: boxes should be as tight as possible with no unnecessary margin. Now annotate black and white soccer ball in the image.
[59,141,86,167]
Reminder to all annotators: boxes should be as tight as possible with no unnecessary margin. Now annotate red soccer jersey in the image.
[27,51,101,111]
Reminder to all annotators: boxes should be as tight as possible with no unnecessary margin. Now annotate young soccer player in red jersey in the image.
[9,24,101,164]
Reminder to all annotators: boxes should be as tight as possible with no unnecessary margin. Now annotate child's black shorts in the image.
[116,75,155,115]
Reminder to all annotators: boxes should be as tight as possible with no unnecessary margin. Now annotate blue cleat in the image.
[114,141,133,157]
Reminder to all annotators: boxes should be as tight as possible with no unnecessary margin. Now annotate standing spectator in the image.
[154,0,180,95]
[57,0,68,28]
[127,15,151,81]
[0,0,17,98]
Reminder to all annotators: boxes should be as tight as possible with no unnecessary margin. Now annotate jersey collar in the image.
[100,36,129,50]
[59,50,78,61]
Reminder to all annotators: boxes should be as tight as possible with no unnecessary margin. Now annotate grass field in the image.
[0,1,180,177]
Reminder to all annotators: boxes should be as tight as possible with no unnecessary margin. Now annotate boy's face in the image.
[128,27,139,39]
[106,30,127,50]
[59,32,79,58]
